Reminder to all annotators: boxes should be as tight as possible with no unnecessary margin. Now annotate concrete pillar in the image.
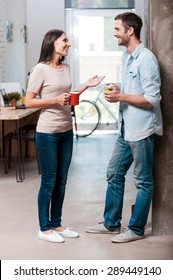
[149,0,173,235]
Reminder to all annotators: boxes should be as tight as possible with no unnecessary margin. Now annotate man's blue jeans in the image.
[36,130,73,231]
[104,131,154,236]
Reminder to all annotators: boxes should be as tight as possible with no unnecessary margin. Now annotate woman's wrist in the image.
[82,84,89,93]
[77,84,89,95]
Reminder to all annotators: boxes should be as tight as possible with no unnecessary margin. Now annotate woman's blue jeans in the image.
[104,130,154,236]
[36,130,73,231]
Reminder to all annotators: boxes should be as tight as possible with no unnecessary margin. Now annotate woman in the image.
[26,29,104,243]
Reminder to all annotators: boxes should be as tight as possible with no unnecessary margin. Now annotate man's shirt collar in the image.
[131,42,145,59]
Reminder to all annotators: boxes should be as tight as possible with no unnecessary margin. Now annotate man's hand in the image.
[104,85,120,103]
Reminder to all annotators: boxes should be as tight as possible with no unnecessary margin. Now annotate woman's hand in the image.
[55,93,71,106]
[74,75,105,95]
[85,75,105,87]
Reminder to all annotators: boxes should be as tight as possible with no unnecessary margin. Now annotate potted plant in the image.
[3,92,21,107]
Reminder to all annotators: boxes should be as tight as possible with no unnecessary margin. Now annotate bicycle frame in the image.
[72,88,119,138]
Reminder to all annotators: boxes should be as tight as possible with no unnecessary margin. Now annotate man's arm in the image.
[104,86,154,109]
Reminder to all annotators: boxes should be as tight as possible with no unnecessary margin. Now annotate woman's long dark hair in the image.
[38,29,65,63]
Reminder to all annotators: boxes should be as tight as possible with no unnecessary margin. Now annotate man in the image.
[85,12,163,243]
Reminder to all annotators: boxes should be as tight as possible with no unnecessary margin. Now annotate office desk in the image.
[0,108,40,182]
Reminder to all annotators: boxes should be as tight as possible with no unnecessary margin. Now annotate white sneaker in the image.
[38,230,65,243]
[57,228,79,238]
[111,228,144,243]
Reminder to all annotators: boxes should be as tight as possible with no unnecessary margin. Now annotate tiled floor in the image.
[0,133,173,260]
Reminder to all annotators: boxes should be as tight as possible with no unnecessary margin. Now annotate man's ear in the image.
[128,26,134,36]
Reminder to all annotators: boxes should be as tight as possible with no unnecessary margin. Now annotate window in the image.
[66,9,131,88]
[65,0,134,9]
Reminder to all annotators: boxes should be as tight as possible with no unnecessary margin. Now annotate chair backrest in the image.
[0,88,6,106]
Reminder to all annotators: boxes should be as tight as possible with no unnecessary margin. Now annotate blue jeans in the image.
[36,130,73,231]
[104,128,154,236]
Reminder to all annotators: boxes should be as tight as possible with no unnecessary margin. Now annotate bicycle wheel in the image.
[73,100,100,137]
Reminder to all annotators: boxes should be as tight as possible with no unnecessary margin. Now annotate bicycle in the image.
[71,86,119,138]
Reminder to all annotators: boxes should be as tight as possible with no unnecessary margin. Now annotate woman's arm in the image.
[25,74,105,108]
[75,75,105,95]
[25,91,71,108]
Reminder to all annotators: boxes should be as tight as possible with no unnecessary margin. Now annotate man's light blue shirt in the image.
[119,42,163,141]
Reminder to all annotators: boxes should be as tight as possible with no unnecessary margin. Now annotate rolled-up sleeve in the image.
[140,56,161,108]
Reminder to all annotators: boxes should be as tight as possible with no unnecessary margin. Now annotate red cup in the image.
[69,91,80,106]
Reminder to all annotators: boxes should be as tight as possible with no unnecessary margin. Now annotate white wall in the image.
[1,1,147,91]
[26,0,65,73]
[0,0,26,91]
[0,0,65,90]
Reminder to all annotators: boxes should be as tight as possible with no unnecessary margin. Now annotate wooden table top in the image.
[0,108,40,120]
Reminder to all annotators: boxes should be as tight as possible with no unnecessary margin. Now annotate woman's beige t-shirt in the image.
[27,63,72,133]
